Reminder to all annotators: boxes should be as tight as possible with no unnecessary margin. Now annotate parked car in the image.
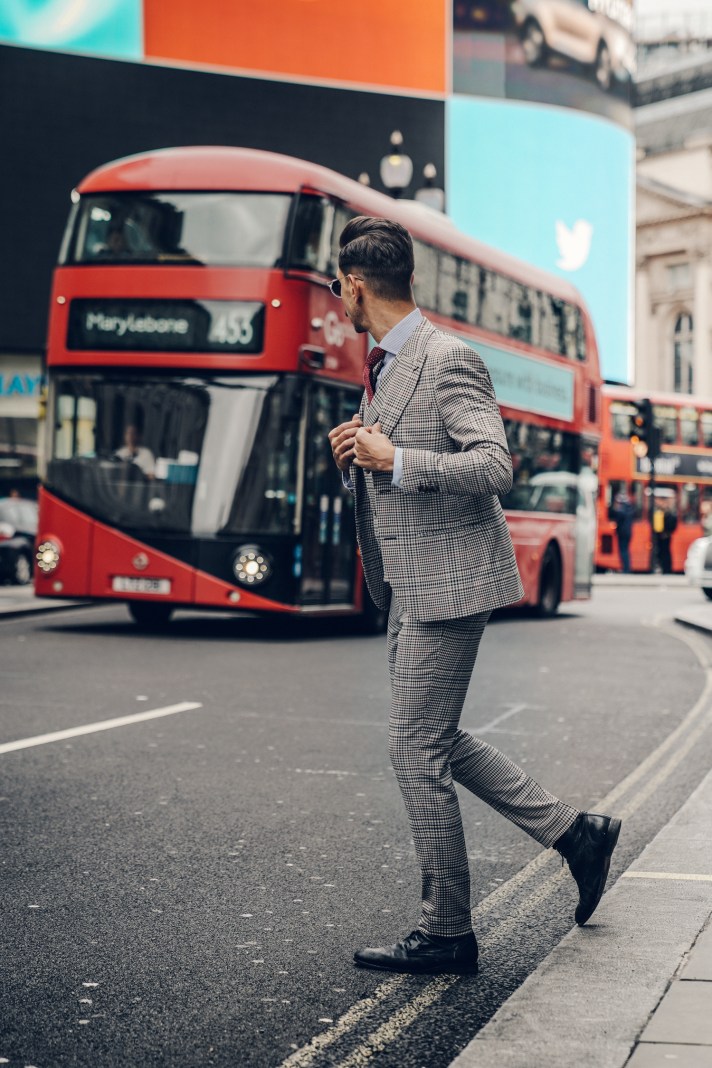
[0,497,37,585]
[511,0,635,91]
[684,536,712,601]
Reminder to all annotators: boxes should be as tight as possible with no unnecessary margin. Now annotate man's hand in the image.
[328,415,363,472]
[354,423,396,472]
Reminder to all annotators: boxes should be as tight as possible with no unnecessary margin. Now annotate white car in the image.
[512,0,635,91]
[684,537,712,600]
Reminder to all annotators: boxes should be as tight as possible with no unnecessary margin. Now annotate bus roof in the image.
[603,384,712,408]
[77,146,587,309]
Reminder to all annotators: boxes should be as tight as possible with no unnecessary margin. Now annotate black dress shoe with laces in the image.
[555,812,622,925]
[353,929,479,974]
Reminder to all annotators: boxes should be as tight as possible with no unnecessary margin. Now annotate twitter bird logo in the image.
[555,220,593,272]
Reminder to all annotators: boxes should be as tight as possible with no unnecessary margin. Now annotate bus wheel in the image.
[128,602,174,629]
[703,588,712,601]
[358,589,388,634]
[536,545,561,617]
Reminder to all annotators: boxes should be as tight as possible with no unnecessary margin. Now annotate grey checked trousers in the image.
[387,596,579,937]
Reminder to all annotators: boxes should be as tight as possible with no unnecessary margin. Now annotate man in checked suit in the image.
[328,216,621,975]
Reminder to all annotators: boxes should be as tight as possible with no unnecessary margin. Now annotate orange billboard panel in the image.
[143,0,447,95]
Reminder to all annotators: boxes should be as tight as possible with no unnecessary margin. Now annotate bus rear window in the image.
[62,192,292,267]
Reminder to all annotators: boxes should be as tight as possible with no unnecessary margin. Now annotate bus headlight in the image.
[232,545,273,586]
[36,539,62,574]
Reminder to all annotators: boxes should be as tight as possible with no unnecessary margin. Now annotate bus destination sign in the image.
[636,450,712,484]
[67,299,264,354]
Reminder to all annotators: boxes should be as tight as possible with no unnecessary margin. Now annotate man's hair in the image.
[338,216,414,302]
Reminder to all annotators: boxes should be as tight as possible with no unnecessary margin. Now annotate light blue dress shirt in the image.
[345,307,424,489]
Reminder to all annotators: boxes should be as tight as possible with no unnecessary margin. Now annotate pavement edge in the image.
[449,764,712,1068]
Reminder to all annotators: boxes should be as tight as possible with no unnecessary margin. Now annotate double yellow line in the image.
[279,620,712,1068]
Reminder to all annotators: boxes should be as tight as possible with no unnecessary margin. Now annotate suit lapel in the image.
[366,318,436,437]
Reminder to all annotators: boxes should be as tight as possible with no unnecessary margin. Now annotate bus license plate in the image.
[112,576,172,595]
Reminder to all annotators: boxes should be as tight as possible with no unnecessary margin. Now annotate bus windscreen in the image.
[63,192,292,267]
[47,373,304,536]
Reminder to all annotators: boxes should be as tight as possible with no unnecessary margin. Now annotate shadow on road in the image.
[37,601,582,644]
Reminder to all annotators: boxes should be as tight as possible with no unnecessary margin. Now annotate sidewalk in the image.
[593,573,688,587]
[0,583,88,617]
[451,767,712,1068]
[675,602,712,636]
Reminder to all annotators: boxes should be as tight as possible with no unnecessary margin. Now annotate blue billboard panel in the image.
[0,0,142,59]
[447,96,634,383]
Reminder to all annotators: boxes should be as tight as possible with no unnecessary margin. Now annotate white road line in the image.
[622,871,712,882]
[0,702,203,754]
[473,702,531,734]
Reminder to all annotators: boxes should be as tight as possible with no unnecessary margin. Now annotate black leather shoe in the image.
[353,929,478,974]
[555,812,622,925]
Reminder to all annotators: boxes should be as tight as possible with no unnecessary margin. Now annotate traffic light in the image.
[629,398,661,462]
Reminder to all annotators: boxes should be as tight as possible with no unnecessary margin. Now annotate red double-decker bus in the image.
[597,384,712,573]
[35,147,601,626]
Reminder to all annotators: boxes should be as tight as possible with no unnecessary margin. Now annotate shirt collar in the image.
[376,307,423,358]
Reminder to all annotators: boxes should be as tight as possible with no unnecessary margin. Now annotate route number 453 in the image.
[208,310,254,346]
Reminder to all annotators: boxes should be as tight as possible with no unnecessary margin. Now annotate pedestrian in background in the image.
[328,216,621,976]
[609,488,635,573]
[700,499,712,537]
[653,496,677,575]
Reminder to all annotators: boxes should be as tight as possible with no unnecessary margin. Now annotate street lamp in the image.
[379,131,413,198]
[414,163,445,212]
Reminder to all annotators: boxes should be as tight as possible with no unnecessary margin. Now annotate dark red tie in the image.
[363,346,386,404]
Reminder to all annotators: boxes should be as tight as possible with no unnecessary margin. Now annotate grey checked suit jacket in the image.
[350,318,524,622]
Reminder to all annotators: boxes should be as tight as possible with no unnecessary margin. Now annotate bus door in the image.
[574,473,597,596]
[299,383,358,607]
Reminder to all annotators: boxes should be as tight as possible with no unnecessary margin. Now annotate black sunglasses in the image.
[328,275,363,298]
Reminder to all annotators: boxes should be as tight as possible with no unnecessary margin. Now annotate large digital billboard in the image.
[447,95,634,383]
[0,0,448,95]
[143,0,447,94]
[0,0,142,59]
[453,0,634,129]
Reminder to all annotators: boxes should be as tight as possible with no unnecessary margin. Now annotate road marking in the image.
[278,618,712,1068]
[622,871,712,882]
[473,702,533,734]
[0,702,203,754]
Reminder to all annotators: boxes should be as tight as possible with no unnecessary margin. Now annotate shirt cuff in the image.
[391,447,404,487]
[342,470,354,491]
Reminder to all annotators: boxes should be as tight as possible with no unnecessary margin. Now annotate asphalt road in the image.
[1,585,711,1068]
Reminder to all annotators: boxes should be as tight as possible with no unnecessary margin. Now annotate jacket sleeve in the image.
[398,344,513,498]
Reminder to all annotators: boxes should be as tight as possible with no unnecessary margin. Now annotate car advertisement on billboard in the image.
[447,95,634,383]
[453,0,635,129]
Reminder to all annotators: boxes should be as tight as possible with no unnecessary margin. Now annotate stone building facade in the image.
[635,57,712,395]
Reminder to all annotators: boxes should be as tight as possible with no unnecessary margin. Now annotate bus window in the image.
[680,408,699,446]
[437,253,465,322]
[501,421,579,513]
[412,240,439,312]
[65,192,292,268]
[632,481,645,520]
[654,405,677,444]
[701,413,712,448]
[289,195,332,273]
[609,401,636,440]
[326,203,355,276]
[47,373,307,537]
[680,483,699,525]
[509,282,533,344]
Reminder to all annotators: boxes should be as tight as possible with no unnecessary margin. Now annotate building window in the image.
[673,313,694,394]
[666,263,691,291]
